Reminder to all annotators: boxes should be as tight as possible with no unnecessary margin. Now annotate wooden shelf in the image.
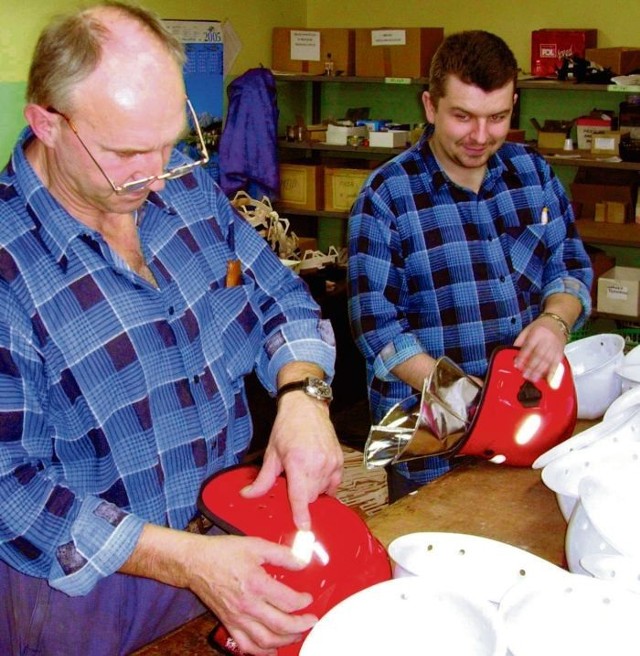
[279,140,405,157]
[274,74,639,92]
[273,204,349,220]
[273,73,429,85]
[576,219,640,247]
[540,150,640,171]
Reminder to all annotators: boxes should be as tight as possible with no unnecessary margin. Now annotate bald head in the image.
[27,1,185,114]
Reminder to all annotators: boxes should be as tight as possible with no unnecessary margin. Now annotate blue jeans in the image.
[0,559,207,655]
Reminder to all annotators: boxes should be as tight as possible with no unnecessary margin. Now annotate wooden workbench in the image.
[368,458,567,566]
[133,434,582,655]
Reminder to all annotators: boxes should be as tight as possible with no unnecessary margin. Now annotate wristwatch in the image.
[276,376,333,404]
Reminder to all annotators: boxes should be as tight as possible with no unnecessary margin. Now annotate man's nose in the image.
[471,119,489,143]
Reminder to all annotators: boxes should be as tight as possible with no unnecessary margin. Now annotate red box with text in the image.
[531,29,598,78]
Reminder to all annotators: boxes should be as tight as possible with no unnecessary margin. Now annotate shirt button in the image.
[511,317,516,324]
[168,306,175,315]
[500,275,505,282]
[193,374,200,384]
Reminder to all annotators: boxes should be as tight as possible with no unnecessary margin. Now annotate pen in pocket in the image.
[226,259,241,287]
[540,207,549,225]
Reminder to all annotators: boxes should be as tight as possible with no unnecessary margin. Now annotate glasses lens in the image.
[164,162,197,180]
[117,177,156,194]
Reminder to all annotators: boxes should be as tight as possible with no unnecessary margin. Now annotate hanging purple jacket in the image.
[218,67,280,200]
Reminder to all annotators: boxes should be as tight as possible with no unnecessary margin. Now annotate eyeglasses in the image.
[47,98,209,195]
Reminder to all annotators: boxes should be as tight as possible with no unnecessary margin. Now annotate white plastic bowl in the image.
[604,385,640,421]
[580,553,640,594]
[565,499,620,576]
[623,343,640,365]
[388,532,565,602]
[499,572,640,656]
[579,469,640,558]
[617,363,640,393]
[300,576,506,656]
[541,439,640,521]
[564,333,625,419]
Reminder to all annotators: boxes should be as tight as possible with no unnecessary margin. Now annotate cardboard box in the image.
[576,115,612,150]
[278,164,324,211]
[368,130,409,148]
[324,167,370,212]
[272,28,355,75]
[531,29,598,78]
[585,47,640,75]
[304,124,328,142]
[325,124,367,146]
[591,130,630,155]
[595,201,627,223]
[355,27,444,78]
[588,247,616,307]
[571,168,638,222]
[571,183,634,221]
[597,266,640,317]
[537,130,568,149]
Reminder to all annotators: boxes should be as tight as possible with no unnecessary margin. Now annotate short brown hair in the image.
[428,31,518,107]
[27,1,185,112]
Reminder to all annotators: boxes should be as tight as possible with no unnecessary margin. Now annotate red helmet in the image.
[198,464,391,656]
[460,346,577,465]
[365,346,577,468]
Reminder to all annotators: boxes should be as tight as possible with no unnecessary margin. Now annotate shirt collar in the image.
[9,127,173,265]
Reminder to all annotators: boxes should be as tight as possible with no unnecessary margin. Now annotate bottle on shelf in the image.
[324,52,334,77]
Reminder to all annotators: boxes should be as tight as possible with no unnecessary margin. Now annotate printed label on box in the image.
[281,169,309,204]
[326,170,369,211]
[607,284,629,301]
[371,29,407,47]
[290,30,320,61]
[539,43,558,59]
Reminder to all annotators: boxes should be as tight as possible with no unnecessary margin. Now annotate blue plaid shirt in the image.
[348,132,592,479]
[0,129,335,596]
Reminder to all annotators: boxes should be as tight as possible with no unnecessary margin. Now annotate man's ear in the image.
[24,104,60,148]
[422,90,436,124]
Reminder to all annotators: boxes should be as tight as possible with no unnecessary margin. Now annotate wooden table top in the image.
[368,459,567,567]
[135,419,595,654]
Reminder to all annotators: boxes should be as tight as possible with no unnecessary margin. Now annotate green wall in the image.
[0,0,307,161]
[3,0,640,161]
[2,0,640,250]
[306,0,640,75]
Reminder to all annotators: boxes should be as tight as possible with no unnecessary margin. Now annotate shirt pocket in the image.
[501,223,548,294]
[202,284,262,380]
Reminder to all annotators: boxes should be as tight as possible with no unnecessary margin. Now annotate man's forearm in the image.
[119,523,194,588]
[390,352,438,392]
[542,292,583,330]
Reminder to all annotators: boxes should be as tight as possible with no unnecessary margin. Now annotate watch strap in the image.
[276,376,332,403]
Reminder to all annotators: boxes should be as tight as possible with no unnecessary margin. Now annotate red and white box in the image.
[531,29,598,78]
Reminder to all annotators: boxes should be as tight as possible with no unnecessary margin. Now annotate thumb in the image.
[240,455,281,498]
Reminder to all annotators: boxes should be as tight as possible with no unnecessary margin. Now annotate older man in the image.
[0,3,343,655]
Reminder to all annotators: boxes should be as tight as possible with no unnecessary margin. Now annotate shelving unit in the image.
[274,73,640,250]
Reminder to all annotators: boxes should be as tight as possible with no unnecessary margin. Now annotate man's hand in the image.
[122,526,317,656]
[241,392,343,530]
[513,316,567,383]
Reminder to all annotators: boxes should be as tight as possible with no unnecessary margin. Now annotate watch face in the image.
[306,376,333,402]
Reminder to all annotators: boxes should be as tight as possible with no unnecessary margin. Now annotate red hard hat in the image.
[198,464,392,655]
[458,346,578,466]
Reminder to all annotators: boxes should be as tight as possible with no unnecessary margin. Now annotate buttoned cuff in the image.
[373,333,426,382]
[542,277,592,328]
